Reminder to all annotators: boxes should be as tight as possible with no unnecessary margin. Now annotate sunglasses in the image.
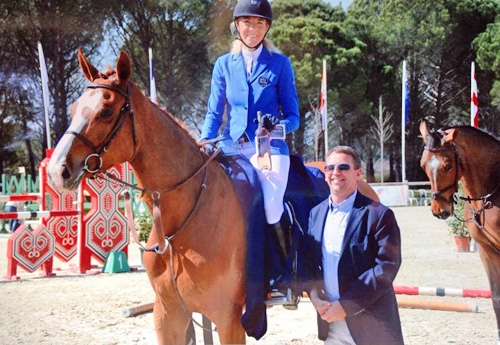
[325,163,351,172]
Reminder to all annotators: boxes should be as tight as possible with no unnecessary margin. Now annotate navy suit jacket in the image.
[299,192,404,345]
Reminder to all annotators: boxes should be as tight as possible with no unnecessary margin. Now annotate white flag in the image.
[149,47,158,105]
[38,42,52,148]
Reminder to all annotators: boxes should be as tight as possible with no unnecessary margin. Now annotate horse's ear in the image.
[419,120,430,145]
[77,49,99,82]
[116,51,131,86]
[442,128,457,146]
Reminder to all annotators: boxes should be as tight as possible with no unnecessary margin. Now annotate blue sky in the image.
[325,0,353,10]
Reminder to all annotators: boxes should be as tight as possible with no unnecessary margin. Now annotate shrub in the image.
[135,212,153,243]
[446,183,469,237]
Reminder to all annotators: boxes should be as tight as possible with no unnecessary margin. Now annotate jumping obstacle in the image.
[0,194,41,203]
[1,148,131,280]
[394,285,491,298]
[122,302,154,317]
[396,296,479,313]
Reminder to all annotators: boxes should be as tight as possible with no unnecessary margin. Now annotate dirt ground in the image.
[0,206,497,345]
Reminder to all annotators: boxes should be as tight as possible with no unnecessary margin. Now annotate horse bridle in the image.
[424,144,460,204]
[65,82,138,174]
[65,80,222,333]
[426,143,500,255]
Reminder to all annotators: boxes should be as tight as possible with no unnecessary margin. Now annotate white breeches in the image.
[240,143,290,224]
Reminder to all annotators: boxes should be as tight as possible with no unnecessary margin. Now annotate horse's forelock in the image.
[96,68,117,80]
[426,130,443,150]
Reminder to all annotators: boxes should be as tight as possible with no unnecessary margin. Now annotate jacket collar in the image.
[231,46,272,82]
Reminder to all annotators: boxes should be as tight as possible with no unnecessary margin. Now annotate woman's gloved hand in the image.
[259,114,280,131]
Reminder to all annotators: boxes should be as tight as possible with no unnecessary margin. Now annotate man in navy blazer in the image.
[299,146,404,345]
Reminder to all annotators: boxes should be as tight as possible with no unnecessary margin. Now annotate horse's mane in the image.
[444,125,500,146]
[96,66,198,146]
[137,85,198,146]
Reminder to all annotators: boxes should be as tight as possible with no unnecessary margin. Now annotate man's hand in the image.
[320,301,347,323]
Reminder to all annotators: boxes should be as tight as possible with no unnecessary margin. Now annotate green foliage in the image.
[474,20,500,105]
[135,212,153,243]
[446,184,470,237]
[2,0,500,182]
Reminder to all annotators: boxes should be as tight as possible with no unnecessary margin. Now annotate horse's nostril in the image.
[61,165,70,180]
[439,211,451,219]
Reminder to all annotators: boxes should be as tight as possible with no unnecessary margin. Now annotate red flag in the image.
[320,60,327,130]
[471,62,479,128]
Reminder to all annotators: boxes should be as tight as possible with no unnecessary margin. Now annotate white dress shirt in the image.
[242,44,263,76]
[322,190,357,345]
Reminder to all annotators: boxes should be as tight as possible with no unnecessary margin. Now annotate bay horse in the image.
[47,50,247,344]
[419,120,500,343]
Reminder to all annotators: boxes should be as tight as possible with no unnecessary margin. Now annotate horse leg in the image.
[478,248,500,344]
[153,297,191,345]
[213,305,246,344]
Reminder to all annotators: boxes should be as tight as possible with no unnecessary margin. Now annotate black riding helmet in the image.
[233,0,272,49]
[233,0,272,23]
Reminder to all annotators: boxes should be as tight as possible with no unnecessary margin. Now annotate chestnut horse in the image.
[419,121,500,343]
[47,50,247,344]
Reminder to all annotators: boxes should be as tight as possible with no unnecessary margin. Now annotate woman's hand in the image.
[259,114,279,131]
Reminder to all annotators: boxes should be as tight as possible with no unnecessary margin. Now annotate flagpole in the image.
[401,60,406,183]
[38,42,52,149]
[323,59,328,159]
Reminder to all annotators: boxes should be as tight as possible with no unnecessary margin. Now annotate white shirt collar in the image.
[329,190,357,213]
[242,44,263,62]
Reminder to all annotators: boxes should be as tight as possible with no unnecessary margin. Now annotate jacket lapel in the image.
[249,48,271,83]
[340,192,367,254]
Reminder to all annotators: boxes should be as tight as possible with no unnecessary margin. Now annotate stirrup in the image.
[264,287,298,310]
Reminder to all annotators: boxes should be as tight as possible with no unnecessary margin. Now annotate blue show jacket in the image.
[201,46,300,155]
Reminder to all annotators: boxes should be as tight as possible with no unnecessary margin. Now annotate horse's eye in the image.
[444,164,453,172]
[101,108,114,119]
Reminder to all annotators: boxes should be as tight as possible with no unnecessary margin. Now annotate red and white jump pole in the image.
[0,210,79,220]
[394,285,491,299]
[0,194,41,203]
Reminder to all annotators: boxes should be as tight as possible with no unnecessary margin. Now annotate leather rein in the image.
[425,144,500,254]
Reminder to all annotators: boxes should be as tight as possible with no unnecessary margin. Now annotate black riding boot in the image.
[265,211,298,308]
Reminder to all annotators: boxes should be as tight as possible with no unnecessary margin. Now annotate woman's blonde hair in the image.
[229,21,281,55]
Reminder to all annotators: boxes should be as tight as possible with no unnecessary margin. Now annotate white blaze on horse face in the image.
[47,90,102,186]
[428,154,441,189]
